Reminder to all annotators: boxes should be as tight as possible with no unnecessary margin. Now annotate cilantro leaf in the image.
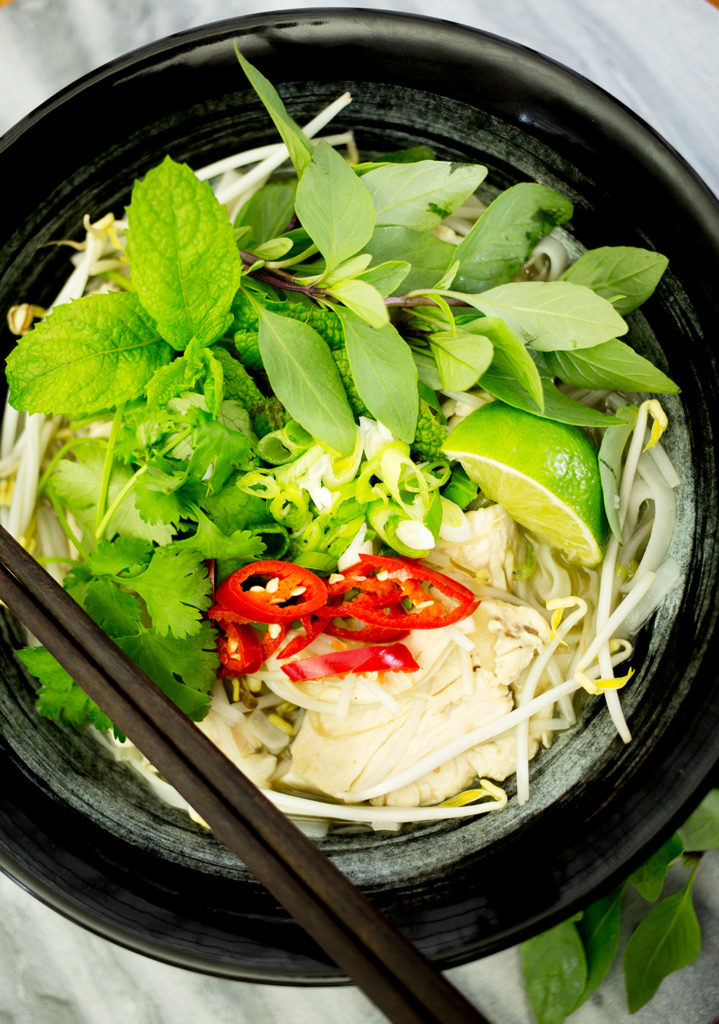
[87,538,154,577]
[17,646,114,733]
[176,506,267,562]
[49,442,175,546]
[126,156,242,349]
[116,624,217,721]
[5,292,172,417]
[125,546,211,638]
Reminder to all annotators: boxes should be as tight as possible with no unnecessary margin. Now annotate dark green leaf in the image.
[116,624,217,721]
[364,225,455,293]
[336,307,419,443]
[460,281,628,351]
[235,48,314,177]
[429,330,493,391]
[5,292,172,416]
[126,156,242,348]
[454,182,573,293]
[577,884,626,999]
[544,338,679,394]
[257,307,356,454]
[561,245,669,315]
[124,546,211,638]
[18,646,113,732]
[630,833,684,902]
[175,507,267,562]
[522,920,587,1024]
[361,160,487,230]
[623,871,701,1013]
[294,141,376,270]
[680,790,719,852]
[235,179,298,248]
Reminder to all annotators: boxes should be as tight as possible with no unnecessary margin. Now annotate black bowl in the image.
[1,9,718,983]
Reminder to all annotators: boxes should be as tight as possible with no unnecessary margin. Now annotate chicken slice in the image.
[434,504,519,588]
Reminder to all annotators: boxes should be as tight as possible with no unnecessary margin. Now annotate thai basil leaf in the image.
[257,307,356,454]
[630,833,685,902]
[361,160,487,230]
[126,156,242,349]
[364,225,456,293]
[354,146,436,172]
[679,789,719,852]
[6,292,172,416]
[429,331,493,391]
[561,245,669,315]
[522,919,588,1024]
[454,182,573,293]
[544,338,679,393]
[577,884,626,1000]
[623,867,701,1013]
[458,281,628,351]
[354,260,411,298]
[481,364,621,427]
[327,278,388,328]
[598,403,638,543]
[234,180,298,249]
[336,307,418,443]
[471,316,544,410]
[294,141,376,271]
[235,47,314,177]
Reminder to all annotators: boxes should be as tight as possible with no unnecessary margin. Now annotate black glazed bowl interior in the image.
[1,10,718,983]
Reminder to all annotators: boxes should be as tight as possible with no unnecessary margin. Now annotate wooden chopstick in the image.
[0,526,490,1024]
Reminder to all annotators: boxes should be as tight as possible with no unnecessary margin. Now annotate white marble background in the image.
[1,1,718,1022]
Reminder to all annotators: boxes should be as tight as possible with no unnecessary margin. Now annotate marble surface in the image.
[1,0,719,1022]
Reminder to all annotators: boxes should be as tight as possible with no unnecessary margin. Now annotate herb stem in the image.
[48,492,90,562]
[95,465,147,541]
[95,404,125,535]
[385,295,469,309]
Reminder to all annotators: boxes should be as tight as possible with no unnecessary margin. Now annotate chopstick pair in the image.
[0,526,490,1024]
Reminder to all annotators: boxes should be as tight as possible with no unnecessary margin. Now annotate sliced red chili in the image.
[334,553,480,629]
[217,622,263,675]
[281,643,419,681]
[215,560,327,623]
[323,620,410,643]
[277,614,330,660]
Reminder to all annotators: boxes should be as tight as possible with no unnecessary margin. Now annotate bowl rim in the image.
[1,6,718,983]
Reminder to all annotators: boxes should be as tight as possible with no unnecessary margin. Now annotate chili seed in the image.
[266,577,280,593]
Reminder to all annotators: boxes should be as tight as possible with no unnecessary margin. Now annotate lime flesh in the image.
[442,402,609,567]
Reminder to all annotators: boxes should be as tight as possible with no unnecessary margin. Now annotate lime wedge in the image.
[442,402,609,566]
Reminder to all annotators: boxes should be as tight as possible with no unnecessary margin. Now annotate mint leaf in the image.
[116,624,217,721]
[360,160,487,230]
[126,546,211,638]
[17,646,114,732]
[680,790,719,852]
[336,308,418,443]
[460,281,628,351]
[623,869,701,1013]
[126,156,242,348]
[235,179,298,248]
[429,330,493,391]
[294,141,376,271]
[257,307,356,455]
[577,884,626,1000]
[522,919,587,1024]
[630,833,685,902]
[5,292,172,416]
[561,245,669,315]
[544,338,679,393]
[454,182,573,293]
[235,48,314,177]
